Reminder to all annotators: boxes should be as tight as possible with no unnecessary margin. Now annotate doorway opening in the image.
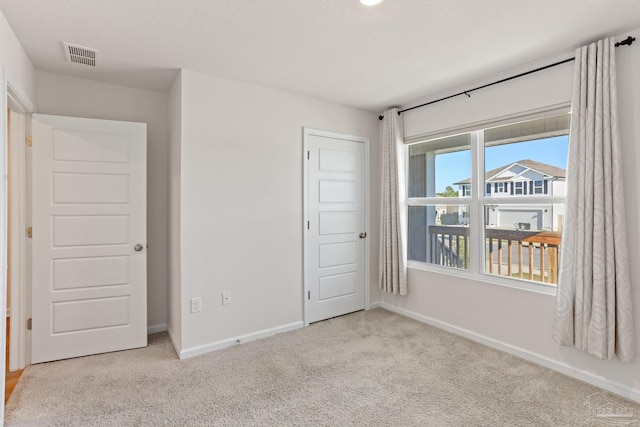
[3,79,36,409]
[5,107,22,403]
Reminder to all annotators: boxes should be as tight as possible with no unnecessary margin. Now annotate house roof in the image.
[454,159,566,185]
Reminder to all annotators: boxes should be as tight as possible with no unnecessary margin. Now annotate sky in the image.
[434,136,569,193]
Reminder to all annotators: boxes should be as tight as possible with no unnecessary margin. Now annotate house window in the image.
[407,112,569,287]
[534,180,544,194]
[515,182,524,195]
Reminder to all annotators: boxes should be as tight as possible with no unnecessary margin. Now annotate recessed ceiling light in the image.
[360,0,383,6]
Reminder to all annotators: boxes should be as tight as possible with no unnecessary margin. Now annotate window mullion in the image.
[469,130,483,275]
[407,197,470,205]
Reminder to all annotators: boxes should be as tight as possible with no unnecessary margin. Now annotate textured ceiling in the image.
[1,0,640,112]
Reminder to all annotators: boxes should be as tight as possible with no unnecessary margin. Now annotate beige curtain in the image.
[379,108,407,295]
[554,37,634,361]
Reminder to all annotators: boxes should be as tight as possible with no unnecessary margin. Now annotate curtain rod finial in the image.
[615,36,636,47]
[378,115,384,120]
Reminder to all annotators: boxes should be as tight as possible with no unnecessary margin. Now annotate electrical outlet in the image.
[222,291,231,305]
[190,297,202,313]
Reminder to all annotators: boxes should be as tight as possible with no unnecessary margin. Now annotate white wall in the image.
[167,72,182,350]
[34,70,170,330]
[378,32,640,402]
[175,69,379,354]
[552,180,565,197]
[0,9,34,103]
[403,60,574,138]
[1,8,34,314]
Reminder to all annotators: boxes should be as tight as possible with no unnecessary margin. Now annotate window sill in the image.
[407,260,558,297]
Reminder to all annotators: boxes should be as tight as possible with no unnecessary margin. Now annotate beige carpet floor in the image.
[5,308,640,426]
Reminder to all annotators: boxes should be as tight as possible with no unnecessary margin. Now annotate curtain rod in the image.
[378,35,636,120]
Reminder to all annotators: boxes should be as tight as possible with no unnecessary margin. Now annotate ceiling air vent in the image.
[63,42,98,67]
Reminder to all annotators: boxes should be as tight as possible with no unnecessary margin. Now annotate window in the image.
[407,133,471,269]
[534,180,544,194]
[515,182,524,195]
[407,113,569,287]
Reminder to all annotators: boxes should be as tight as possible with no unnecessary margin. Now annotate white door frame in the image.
[2,68,36,414]
[302,127,370,327]
[7,76,35,373]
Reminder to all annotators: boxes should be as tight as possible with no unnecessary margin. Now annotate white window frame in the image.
[514,181,524,195]
[534,180,544,194]
[405,106,570,295]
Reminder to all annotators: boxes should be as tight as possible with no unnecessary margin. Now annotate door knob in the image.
[134,244,144,252]
[359,232,367,239]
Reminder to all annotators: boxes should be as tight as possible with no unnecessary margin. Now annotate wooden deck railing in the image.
[429,225,470,269]
[428,226,560,285]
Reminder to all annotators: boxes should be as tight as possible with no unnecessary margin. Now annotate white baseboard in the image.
[179,321,304,360]
[166,324,180,358]
[378,302,640,404]
[147,323,167,334]
[369,302,381,309]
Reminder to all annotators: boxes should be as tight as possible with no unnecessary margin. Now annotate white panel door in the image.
[305,129,368,324]
[31,114,147,364]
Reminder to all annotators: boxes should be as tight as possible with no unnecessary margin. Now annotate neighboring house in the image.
[455,159,566,231]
